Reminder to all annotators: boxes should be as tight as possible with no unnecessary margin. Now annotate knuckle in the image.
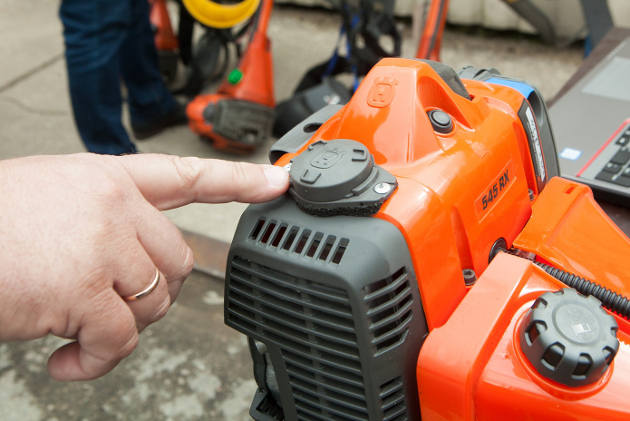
[173,156,205,191]
[95,174,126,203]
[181,246,195,277]
[230,162,250,187]
[152,296,171,322]
[116,329,139,360]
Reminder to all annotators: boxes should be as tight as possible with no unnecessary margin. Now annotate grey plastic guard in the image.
[269,104,344,164]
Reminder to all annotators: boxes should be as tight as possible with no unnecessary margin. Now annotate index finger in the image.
[117,154,289,210]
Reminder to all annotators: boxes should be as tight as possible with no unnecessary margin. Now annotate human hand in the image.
[0,153,289,381]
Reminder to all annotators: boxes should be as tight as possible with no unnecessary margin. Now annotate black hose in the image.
[536,262,630,320]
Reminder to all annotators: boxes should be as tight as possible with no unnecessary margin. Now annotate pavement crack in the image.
[0,53,64,94]
[0,96,68,116]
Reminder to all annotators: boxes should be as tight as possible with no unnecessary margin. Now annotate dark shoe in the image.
[131,103,188,140]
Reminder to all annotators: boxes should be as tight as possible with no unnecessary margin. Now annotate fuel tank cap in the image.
[288,139,397,217]
[519,288,619,387]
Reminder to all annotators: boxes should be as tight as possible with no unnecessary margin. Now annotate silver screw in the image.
[374,183,392,194]
[283,163,292,172]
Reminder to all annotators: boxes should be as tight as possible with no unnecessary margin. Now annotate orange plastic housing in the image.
[417,248,630,421]
[418,178,630,420]
[275,58,542,329]
[271,58,630,419]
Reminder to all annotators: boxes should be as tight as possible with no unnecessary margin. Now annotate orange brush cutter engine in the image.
[186,0,275,154]
[223,58,630,420]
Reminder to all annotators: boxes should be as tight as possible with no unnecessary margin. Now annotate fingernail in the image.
[264,166,288,187]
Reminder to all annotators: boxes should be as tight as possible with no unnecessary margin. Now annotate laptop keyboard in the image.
[595,126,630,187]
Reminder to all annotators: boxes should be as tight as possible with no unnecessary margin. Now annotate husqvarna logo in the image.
[367,76,399,108]
[311,147,344,169]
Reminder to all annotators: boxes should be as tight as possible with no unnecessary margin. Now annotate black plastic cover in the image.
[225,195,428,421]
[457,65,500,81]
[414,59,471,101]
[520,288,619,387]
[273,77,351,138]
[269,104,344,164]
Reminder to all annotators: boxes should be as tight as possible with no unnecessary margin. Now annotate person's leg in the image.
[120,0,180,130]
[59,0,137,155]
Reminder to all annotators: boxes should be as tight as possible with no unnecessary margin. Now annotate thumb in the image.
[117,154,289,210]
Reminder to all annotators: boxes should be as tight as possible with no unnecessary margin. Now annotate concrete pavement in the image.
[0,1,585,419]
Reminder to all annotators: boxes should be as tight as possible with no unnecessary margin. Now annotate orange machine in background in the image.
[148,0,274,153]
[149,0,180,83]
[186,0,275,154]
[221,58,630,420]
[416,0,449,61]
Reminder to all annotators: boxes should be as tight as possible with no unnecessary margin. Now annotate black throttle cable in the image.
[535,262,630,321]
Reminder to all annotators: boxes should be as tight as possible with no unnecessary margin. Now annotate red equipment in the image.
[416,0,449,61]
[186,0,275,154]
[149,0,180,83]
[222,58,630,420]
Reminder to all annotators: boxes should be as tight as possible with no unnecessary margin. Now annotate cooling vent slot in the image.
[255,393,285,420]
[364,268,413,356]
[248,218,349,264]
[379,377,408,421]
[227,256,373,421]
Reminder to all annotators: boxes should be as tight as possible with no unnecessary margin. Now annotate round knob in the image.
[428,109,453,133]
[519,288,619,387]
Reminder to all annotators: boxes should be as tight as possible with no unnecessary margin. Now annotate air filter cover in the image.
[288,139,397,217]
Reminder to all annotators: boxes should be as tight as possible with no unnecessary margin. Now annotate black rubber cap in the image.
[291,139,374,203]
[519,288,619,387]
[488,238,507,263]
[428,110,453,133]
[288,139,397,217]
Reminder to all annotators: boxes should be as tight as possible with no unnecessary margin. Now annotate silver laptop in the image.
[549,37,630,206]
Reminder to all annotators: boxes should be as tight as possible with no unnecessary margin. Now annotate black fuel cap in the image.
[519,288,619,387]
[288,139,397,217]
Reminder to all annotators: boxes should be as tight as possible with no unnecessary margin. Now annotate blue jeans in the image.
[60,0,178,155]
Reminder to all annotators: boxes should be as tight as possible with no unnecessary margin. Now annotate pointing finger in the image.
[117,154,289,210]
